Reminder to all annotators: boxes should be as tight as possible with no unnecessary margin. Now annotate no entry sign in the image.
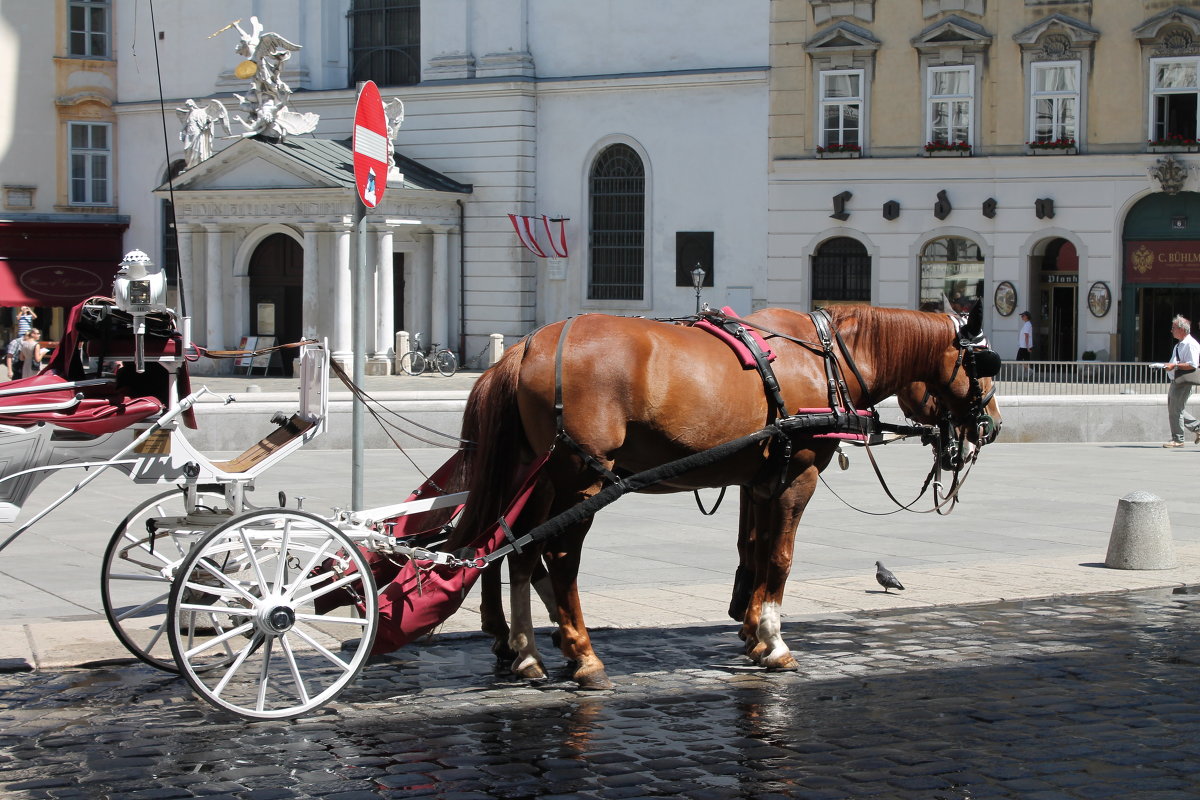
[353,81,388,208]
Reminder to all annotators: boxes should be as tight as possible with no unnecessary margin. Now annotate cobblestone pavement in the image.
[3,589,1200,799]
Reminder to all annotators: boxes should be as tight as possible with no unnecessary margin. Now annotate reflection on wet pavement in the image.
[3,589,1200,798]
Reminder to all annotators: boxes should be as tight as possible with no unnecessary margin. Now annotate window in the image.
[1150,57,1200,143]
[1030,61,1079,144]
[819,70,863,150]
[812,237,870,307]
[927,65,974,147]
[68,122,111,206]
[588,144,645,302]
[68,0,110,58]
[675,232,713,287]
[919,237,984,313]
[349,0,421,87]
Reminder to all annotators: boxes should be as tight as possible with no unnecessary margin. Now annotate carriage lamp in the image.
[113,249,170,374]
[691,266,706,314]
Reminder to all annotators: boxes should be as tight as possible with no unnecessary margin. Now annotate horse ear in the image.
[962,300,983,339]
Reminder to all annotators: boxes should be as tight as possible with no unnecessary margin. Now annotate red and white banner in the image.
[508,214,569,258]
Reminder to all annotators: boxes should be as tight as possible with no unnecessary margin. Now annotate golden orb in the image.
[234,60,258,79]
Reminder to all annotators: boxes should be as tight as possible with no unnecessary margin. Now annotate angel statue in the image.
[176,99,230,168]
[215,16,318,141]
[384,97,405,167]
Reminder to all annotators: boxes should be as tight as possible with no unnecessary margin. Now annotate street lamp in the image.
[691,265,706,314]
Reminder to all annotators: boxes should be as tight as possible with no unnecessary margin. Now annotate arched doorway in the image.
[1122,192,1200,361]
[811,236,870,307]
[249,233,302,375]
[1032,237,1078,361]
[918,236,983,313]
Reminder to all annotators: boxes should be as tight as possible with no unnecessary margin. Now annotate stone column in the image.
[300,223,321,341]
[370,225,395,375]
[430,226,450,352]
[203,224,225,357]
[175,223,203,344]
[332,220,352,364]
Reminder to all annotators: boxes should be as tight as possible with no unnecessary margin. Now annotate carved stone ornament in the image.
[1038,33,1073,59]
[1157,26,1200,57]
[1151,154,1190,195]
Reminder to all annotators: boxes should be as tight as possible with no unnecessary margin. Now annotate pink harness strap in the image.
[692,307,775,369]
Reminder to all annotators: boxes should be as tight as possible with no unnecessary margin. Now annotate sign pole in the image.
[351,198,366,510]
[350,80,388,511]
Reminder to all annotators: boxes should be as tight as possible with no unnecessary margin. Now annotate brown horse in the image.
[451,304,1001,689]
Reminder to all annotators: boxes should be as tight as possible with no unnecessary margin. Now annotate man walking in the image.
[1163,314,1200,448]
[1016,311,1033,361]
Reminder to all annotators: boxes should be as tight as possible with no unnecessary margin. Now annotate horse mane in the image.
[823,305,952,401]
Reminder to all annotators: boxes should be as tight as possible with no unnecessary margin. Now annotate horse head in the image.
[915,302,1003,470]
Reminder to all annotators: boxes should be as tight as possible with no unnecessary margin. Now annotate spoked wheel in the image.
[167,509,378,720]
[435,349,458,376]
[399,351,426,376]
[100,486,230,672]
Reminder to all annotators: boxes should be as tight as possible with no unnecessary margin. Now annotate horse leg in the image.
[506,546,549,679]
[729,487,756,623]
[542,518,612,690]
[740,468,819,671]
[479,565,515,661]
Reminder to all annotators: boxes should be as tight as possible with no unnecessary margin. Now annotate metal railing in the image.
[994,361,1168,396]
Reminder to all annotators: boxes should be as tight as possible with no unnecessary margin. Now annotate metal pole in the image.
[351,199,367,510]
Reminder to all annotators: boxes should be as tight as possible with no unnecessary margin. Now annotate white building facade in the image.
[101,0,769,373]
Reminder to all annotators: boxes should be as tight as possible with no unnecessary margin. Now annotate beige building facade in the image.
[769,0,1200,361]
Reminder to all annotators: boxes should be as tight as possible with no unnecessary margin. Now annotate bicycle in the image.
[398,333,458,376]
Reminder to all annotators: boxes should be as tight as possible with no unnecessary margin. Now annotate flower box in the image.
[925,148,971,157]
[924,141,971,157]
[1028,146,1077,155]
[816,150,860,159]
[1149,144,1200,153]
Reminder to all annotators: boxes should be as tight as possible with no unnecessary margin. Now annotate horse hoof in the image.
[513,662,547,681]
[574,668,613,691]
[761,651,799,672]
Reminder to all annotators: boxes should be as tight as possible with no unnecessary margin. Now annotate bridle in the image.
[932,314,1002,473]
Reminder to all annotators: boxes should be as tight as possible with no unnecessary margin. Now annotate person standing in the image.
[16,328,44,380]
[1163,314,1200,448]
[4,336,21,380]
[1016,311,1033,361]
[15,306,35,338]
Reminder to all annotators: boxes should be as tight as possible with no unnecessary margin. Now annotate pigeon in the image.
[875,561,905,593]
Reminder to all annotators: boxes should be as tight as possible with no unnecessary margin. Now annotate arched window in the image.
[589,144,645,301]
[919,237,984,312]
[349,0,420,87]
[811,236,870,307]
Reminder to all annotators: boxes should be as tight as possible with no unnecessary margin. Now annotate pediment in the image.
[163,139,348,193]
[1135,7,1200,43]
[805,21,881,54]
[912,15,992,52]
[1013,14,1100,49]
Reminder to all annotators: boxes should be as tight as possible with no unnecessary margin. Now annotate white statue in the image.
[176,99,230,168]
[217,16,318,141]
[384,97,405,166]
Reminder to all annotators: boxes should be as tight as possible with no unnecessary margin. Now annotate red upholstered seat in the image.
[0,372,163,435]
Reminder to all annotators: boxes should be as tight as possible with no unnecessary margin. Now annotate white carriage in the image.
[0,254,469,720]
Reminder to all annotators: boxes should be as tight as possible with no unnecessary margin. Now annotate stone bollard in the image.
[1105,490,1178,570]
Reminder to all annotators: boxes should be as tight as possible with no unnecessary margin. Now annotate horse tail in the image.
[445,342,532,549]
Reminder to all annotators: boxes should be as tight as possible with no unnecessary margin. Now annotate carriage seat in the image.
[209,414,314,474]
[0,372,164,436]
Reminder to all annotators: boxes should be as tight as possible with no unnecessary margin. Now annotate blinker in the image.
[971,348,1002,378]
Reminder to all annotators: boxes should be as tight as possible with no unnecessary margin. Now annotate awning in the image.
[0,221,128,306]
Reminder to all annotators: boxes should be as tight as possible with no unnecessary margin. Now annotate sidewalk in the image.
[2,438,1198,671]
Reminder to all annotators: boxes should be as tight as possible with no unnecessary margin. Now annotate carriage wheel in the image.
[435,349,458,377]
[167,509,378,720]
[100,486,229,672]
[399,351,426,376]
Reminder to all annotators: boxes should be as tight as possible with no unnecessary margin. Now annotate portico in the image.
[156,137,471,375]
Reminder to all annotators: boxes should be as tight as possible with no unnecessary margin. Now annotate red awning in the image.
[0,221,128,306]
